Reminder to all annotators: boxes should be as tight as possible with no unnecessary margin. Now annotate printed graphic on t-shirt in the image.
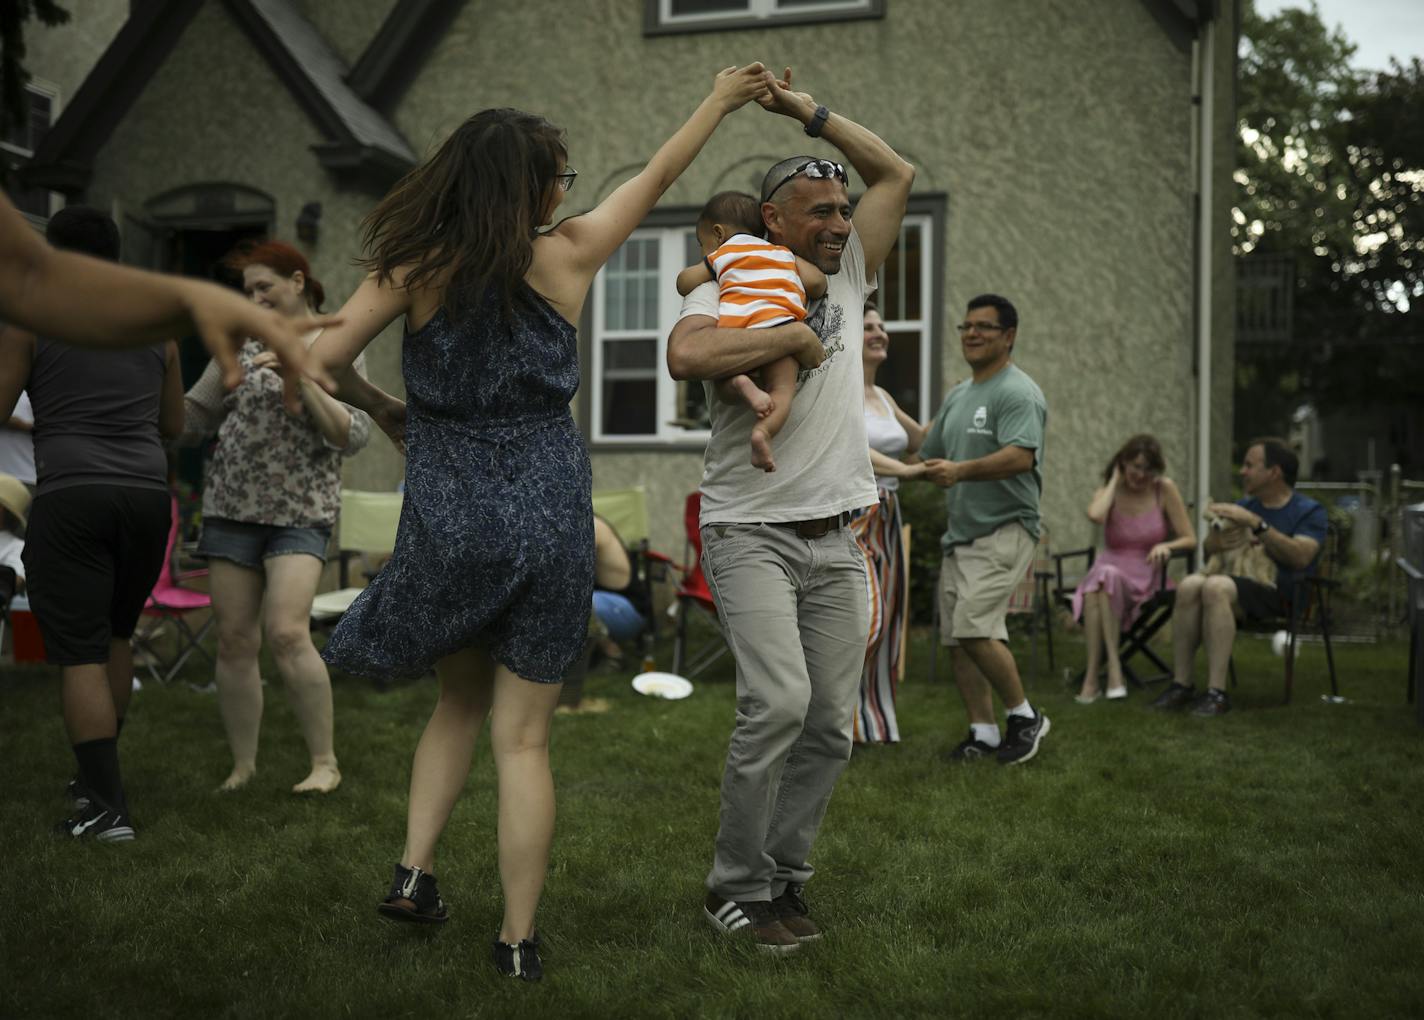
[970,405,990,434]
[797,299,845,387]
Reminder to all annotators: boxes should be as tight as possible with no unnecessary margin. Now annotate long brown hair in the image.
[1105,433,1165,483]
[359,108,567,321]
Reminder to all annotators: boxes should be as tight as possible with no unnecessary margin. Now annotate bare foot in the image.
[727,375,775,419]
[219,765,256,792]
[293,761,341,794]
[750,427,776,472]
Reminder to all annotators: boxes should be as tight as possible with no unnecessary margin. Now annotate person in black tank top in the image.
[0,207,185,843]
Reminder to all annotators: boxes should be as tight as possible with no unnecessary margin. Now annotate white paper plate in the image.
[631,672,694,700]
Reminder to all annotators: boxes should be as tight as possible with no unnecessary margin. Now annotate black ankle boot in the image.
[492,933,543,982]
[376,863,448,924]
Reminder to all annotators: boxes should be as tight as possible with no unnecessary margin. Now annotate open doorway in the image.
[125,183,275,530]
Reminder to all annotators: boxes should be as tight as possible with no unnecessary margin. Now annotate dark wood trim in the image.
[223,0,353,144]
[224,0,413,188]
[1137,0,1213,54]
[347,0,466,109]
[21,0,204,196]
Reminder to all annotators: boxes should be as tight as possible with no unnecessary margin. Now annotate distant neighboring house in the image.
[23,0,1239,556]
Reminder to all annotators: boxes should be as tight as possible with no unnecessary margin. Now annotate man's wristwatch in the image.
[1252,518,1270,536]
[804,105,830,137]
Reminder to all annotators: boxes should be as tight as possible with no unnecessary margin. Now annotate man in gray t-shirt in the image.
[667,70,915,953]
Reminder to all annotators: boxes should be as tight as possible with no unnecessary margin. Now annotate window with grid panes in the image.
[2,83,58,220]
[645,0,882,34]
[872,212,934,423]
[589,205,938,446]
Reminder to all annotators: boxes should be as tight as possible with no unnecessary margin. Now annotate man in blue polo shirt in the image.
[1152,437,1327,716]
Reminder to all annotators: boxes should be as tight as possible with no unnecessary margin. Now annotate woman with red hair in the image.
[183,240,371,793]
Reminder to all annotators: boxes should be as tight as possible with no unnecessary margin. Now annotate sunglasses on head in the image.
[762,159,848,202]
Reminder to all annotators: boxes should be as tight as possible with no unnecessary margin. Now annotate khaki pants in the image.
[938,523,1036,645]
[701,521,870,901]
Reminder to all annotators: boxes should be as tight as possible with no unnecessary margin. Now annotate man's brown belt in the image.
[770,512,852,539]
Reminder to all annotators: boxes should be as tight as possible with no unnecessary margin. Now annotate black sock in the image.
[71,738,126,814]
[115,715,125,739]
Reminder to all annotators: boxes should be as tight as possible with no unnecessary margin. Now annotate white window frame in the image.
[874,212,934,422]
[646,0,882,35]
[590,224,709,446]
[3,78,63,226]
[588,208,939,446]
[1,79,58,158]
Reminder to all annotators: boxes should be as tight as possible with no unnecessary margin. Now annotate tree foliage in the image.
[1234,1,1424,449]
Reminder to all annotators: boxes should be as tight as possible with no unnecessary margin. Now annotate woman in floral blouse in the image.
[184,240,371,794]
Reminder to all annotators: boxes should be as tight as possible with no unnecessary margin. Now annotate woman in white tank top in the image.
[849,302,929,743]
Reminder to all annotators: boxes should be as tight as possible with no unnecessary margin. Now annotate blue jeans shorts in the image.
[197,517,331,569]
[592,590,647,642]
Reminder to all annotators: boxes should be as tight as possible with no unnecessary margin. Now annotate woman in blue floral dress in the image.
[310,65,771,981]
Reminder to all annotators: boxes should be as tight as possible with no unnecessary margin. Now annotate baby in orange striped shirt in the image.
[676,191,827,472]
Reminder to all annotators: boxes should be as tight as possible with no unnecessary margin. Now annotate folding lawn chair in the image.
[670,491,729,679]
[1227,524,1340,704]
[309,488,403,629]
[132,496,214,685]
[590,485,676,666]
[1050,547,1195,691]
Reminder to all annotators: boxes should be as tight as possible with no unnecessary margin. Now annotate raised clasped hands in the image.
[757,66,815,119]
[183,279,340,414]
[711,62,771,114]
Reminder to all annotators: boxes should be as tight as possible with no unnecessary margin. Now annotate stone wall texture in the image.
[49,0,1237,561]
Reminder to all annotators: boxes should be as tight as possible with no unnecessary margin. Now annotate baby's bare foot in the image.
[750,428,776,472]
[219,765,256,792]
[293,760,341,794]
[728,375,775,419]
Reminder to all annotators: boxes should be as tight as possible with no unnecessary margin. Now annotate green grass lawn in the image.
[3,624,1421,1019]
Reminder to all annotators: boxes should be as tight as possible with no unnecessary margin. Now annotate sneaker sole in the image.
[376,902,449,925]
[96,826,135,843]
[702,906,801,954]
[1001,716,1051,766]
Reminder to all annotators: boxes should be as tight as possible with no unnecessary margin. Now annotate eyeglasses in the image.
[956,321,1007,335]
[762,159,848,202]
[556,167,578,192]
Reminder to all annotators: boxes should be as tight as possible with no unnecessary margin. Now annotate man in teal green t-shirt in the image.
[920,294,1050,765]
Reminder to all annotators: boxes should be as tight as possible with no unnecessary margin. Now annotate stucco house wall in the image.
[31,0,1237,563]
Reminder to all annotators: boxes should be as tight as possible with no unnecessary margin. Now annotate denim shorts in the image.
[197,516,331,568]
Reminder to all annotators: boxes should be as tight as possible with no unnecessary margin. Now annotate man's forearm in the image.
[958,446,1035,482]
[815,108,915,189]
[667,319,811,381]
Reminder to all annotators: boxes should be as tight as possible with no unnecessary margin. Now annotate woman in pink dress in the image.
[1071,434,1196,701]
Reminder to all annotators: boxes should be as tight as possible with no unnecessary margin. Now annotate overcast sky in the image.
[1254,0,1424,70]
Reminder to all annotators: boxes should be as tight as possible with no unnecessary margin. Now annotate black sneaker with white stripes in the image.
[703,892,800,953]
[492,934,543,982]
[997,708,1051,765]
[67,778,91,811]
[55,799,134,842]
[948,732,998,762]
